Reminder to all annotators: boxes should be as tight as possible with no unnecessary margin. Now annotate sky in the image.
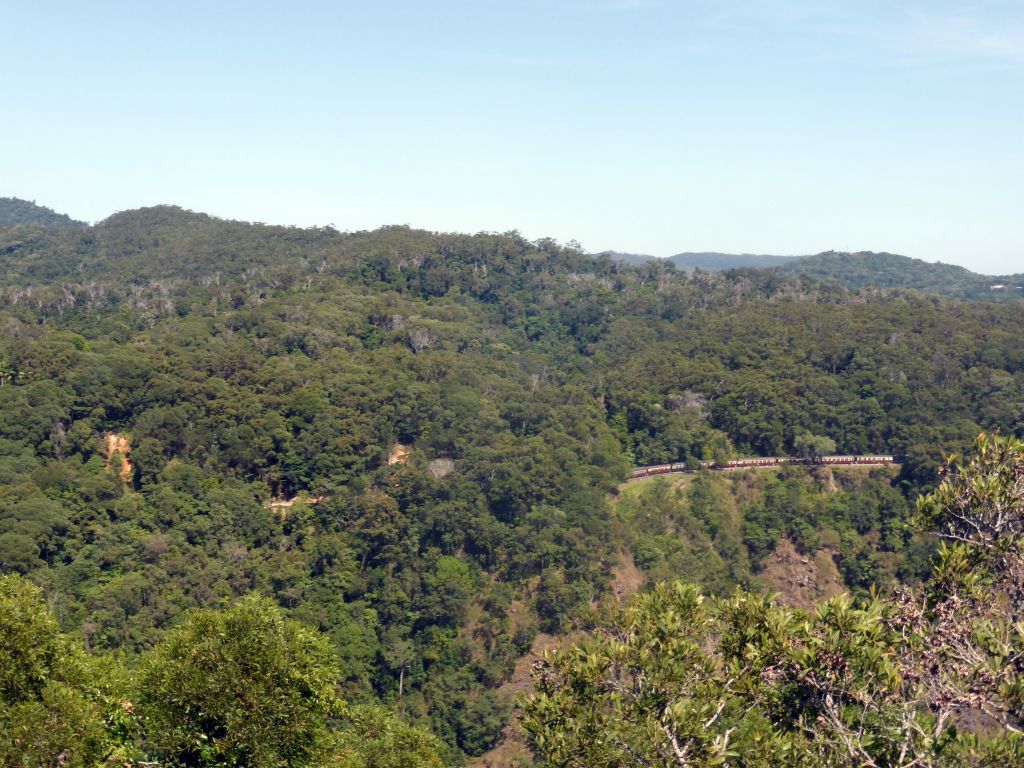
[3,1,1022,273]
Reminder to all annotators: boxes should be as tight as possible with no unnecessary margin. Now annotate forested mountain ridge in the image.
[0,196,84,230]
[599,246,1022,302]
[1,204,1024,764]
[778,249,1024,301]
[0,196,86,230]
[6,205,1014,301]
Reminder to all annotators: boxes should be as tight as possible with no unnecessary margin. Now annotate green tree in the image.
[792,429,837,461]
[333,705,445,768]
[0,574,127,767]
[137,595,343,767]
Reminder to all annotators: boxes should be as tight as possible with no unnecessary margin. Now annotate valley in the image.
[0,199,1022,765]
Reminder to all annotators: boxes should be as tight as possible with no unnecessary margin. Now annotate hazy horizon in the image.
[4,1,1022,273]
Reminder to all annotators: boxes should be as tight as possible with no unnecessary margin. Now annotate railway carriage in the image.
[629,454,894,479]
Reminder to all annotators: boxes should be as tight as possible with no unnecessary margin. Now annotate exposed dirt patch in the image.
[610,548,646,599]
[759,538,845,609]
[387,443,411,465]
[264,495,324,519]
[101,432,132,483]
[813,548,845,597]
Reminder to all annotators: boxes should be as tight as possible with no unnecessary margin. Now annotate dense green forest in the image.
[1,204,1023,764]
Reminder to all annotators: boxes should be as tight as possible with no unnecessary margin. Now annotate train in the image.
[629,455,895,480]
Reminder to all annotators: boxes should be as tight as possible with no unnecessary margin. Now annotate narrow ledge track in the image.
[630,454,895,480]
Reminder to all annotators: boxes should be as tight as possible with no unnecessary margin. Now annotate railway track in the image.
[630,454,895,480]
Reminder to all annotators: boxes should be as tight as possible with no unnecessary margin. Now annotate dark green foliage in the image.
[1,578,446,767]
[0,575,128,767]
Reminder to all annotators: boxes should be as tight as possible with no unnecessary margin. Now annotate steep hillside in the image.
[613,464,925,601]
[481,462,922,766]
[0,197,85,230]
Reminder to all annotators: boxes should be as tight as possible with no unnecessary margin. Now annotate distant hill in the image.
[0,204,336,285]
[593,250,656,266]
[599,247,1023,301]
[667,252,801,271]
[0,197,85,230]
[596,250,802,270]
[779,251,1024,301]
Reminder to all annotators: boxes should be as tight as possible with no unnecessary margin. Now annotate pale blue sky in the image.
[3,1,1022,272]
